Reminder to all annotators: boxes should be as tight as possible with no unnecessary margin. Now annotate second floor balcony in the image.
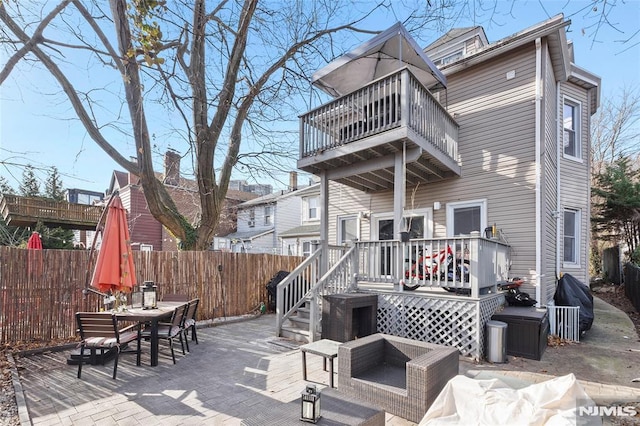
[298,68,461,192]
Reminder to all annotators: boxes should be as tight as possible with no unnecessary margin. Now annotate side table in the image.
[300,339,340,388]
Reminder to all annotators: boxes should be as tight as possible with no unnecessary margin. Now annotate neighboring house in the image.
[107,150,257,251]
[277,16,600,356]
[65,188,104,249]
[226,173,322,255]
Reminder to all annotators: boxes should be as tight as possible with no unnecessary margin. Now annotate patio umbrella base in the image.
[66,347,117,366]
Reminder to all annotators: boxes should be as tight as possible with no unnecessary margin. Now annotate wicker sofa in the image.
[337,333,459,423]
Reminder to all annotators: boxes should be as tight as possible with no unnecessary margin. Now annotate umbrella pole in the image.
[83,193,117,294]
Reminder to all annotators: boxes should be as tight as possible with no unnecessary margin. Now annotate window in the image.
[338,216,358,244]
[304,196,319,221]
[248,208,255,227]
[446,200,487,237]
[302,241,312,257]
[437,49,464,66]
[563,99,581,159]
[563,209,580,266]
[264,206,273,226]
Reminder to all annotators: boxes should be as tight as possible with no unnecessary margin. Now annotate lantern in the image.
[300,384,321,423]
[142,281,158,310]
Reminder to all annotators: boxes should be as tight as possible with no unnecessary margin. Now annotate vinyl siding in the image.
[324,45,541,292]
[559,80,591,286]
[542,42,559,306]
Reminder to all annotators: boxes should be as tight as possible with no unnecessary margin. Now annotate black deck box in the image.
[491,306,549,360]
[321,293,378,342]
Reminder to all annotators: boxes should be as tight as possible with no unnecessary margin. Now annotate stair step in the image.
[281,326,310,343]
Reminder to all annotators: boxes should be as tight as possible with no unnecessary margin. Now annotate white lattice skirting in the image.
[373,292,505,360]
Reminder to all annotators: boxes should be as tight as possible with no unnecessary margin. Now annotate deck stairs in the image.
[279,300,314,343]
[275,245,357,344]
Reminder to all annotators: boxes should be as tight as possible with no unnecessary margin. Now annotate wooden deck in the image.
[0,194,103,230]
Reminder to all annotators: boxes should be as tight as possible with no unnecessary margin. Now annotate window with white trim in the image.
[303,196,319,221]
[302,241,312,257]
[248,208,255,228]
[563,209,580,266]
[264,205,273,226]
[563,99,581,159]
[338,215,358,244]
[446,200,487,236]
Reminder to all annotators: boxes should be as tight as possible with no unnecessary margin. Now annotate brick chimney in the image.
[164,149,181,186]
[289,171,298,192]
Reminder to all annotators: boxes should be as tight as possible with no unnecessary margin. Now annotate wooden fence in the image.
[624,262,640,312]
[0,247,302,344]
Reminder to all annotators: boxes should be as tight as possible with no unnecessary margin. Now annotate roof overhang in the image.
[440,15,571,83]
[569,63,601,113]
[312,22,447,98]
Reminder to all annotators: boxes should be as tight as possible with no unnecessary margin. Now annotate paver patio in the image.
[14,314,413,426]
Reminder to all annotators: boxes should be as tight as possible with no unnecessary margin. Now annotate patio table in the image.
[300,339,340,388]
[116,301,185,366]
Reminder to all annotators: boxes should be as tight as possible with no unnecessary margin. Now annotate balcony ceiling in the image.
[300,135,459,193]
[312,22,447,98]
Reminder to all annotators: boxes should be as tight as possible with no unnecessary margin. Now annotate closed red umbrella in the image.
[27,232,43,249]
[27,231,43,276]
[90,194,136,294]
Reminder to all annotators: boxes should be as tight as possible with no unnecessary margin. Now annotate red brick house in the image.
[106,150,257,251]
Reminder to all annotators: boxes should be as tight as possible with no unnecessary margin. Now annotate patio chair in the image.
[337,333,459,423]
[75,312,141,380]
[183,298,200,347]
[141,304,188,364]
[162,293,190,302]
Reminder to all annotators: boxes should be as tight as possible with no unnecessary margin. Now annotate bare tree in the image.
[1,1,635,251]
[591,86,640,175]
[1,0,427,250]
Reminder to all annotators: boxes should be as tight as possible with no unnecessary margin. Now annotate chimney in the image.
[164,149,181,186]
[289,171,298,192]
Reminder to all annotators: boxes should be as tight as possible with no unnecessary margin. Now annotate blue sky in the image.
[1,1,638,194]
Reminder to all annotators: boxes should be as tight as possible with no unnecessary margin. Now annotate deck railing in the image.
[0,194,103,227]
[354,236,510,298]
[300,68,458,162]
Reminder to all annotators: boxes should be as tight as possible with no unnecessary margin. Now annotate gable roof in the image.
[434,14,600,112]
[424,26,487,53]
[312,22,447,97]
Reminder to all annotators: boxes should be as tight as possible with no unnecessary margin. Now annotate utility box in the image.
[491,307,549,361]
[485,320,507,363]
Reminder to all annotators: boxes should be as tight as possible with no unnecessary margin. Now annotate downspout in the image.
[535,38,542,307]
[555,83,562,283]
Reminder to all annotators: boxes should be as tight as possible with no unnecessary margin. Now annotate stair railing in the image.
[306,245,358,341]
[275,245,358,341]
[275,249,322,336]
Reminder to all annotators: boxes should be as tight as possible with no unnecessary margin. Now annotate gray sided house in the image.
[228,179,322,255]
[276,15,599,359]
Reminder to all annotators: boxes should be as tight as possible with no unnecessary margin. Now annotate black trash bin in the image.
[266,270,289,312]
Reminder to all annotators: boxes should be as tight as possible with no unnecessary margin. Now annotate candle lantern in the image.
[142,281,158,310]
[300,384,321,423]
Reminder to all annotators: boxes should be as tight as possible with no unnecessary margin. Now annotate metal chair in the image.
[141,304,188,364]
[183,298,200,348]
[75,312,141,380]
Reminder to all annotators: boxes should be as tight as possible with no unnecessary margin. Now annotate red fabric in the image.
[27,232,42,249]
[91,195,136,293]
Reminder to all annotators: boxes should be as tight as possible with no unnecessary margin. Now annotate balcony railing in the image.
[0,195,103,230]
[300,68,458,162]
[354,236,510,298]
